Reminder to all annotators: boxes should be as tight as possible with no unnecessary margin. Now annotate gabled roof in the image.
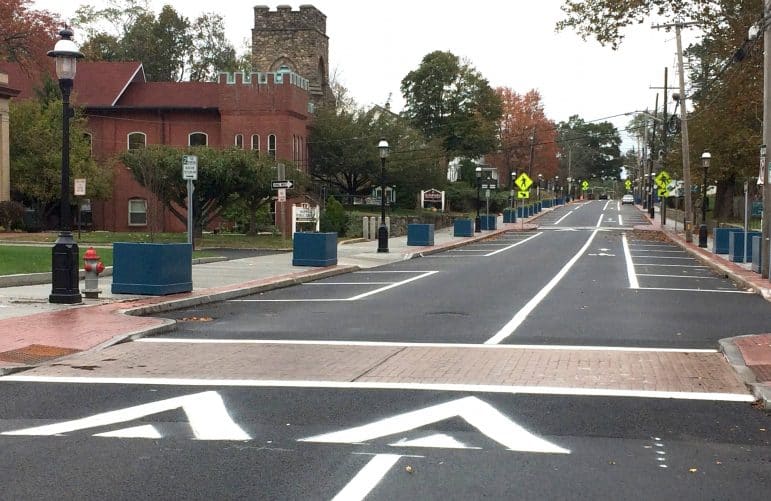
[0,61,144,106]
[115,81,218,108]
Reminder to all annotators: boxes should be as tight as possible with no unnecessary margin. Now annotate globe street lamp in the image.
[377,138,389,253]
[48,27,83,304]
[699,151,711,248]
[475,166,482,232]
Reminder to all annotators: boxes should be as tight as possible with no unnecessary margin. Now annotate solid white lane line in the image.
[484,216,603,344]
[553,211,574,225]
[484,232,542,256]
[303,282,393,285]
[230,299,347,302]
[353,271,434,274]
[347,271,438,301]
[636,274,721,279]
[331,454,402,501]
[617,201,621,211]
[0,376,753,402]
[633,256,696,260]
[631,250,688,254]
[635,264,708,268]
[618,215,623,226]
[637,287,754,294]
[629,244,678,248]
[622,234,639,289]
[136,338,720,353]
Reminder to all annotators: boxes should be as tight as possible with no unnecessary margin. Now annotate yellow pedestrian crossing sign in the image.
[517,190,530,199]
[515,173,533,191]
[581,180,589,190]
[655,170,671,189]
[625,179,632,190]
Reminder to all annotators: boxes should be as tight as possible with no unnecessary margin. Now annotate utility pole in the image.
[654,21,697,242]
[643,114,649,211]
[661,67,668,225]
[762,0,771,278]
[528,129,536,177]
[649,94,658,219]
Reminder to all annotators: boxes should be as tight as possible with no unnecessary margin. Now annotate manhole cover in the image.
[0,344,79,365]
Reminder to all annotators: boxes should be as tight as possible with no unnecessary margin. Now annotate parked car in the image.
[622,194,634,205]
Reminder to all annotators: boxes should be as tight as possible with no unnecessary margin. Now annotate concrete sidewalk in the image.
[636,205,771,407]
[0,217,538,374]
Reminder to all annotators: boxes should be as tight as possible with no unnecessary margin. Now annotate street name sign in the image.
[272,180,294,190]
[481,181,497,190]
[182,155,198,180]
[515,173,533,191]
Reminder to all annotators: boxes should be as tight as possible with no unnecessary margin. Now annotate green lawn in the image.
[0,231,292,249]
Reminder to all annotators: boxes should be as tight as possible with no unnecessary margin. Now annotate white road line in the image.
[484,215,603,344]
[230,299,348,302]
[303,282,393,285]
[332,454,401,501]
[603,200,611,210]
[631,250,688,254]
[617,201,621,211]
[637,287,754,294]
[629,244,677,248]
[633,256,695,260]
[484,232,542,256]
[636,274,721,279]
[353,271,433,274]
[618,215,623,226]
[136,338,720,353]
[553,211,574,225]
[634,264,708,268]
[622,234,639,289]
[0,376,753,402]
[347,271,438,301]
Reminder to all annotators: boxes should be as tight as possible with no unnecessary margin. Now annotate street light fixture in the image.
[699,151,711,247]
[48,27,83,304]
[510,170,516,211]
[475,166,482,232]
[377,138,389,253]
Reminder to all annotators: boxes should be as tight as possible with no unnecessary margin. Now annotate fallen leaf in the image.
[405,465,414,474]
[688,468,698,473]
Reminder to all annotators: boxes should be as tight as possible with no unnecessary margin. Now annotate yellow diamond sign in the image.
[625,179,632,190]
[581,180,589,190]
[515,173,533,191]
[655,170,671,190]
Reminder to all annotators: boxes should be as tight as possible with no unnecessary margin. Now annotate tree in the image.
[0,0,60,73]
[491,88,559,184]
[9,97,111,223]
[401,51,502,159]
[557,115,623,181]
[73,1,238,82]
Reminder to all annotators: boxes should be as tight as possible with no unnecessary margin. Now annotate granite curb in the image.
[719,336,771,409]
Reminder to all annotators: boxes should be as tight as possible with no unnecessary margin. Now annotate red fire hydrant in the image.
[83,246,105,299]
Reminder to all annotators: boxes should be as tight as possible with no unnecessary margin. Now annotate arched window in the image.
[128,198,147,226]
[235,134,244,149]
[268,134,276,159]
[127,132,146,150]
[188,132,208,147]
[251,134,260,152]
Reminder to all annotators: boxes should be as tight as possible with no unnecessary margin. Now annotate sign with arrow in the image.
[271,179,294,190]
[514,173,533,191]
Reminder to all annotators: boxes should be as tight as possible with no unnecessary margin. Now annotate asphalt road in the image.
[0,384,768,500]
[157,200,771,348]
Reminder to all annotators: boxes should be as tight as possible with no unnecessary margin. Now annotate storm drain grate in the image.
[752,365,771,382]
[0,344,80,365]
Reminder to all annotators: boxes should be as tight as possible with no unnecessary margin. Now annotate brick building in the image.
[0,72,20,202]
[0,62,312,232]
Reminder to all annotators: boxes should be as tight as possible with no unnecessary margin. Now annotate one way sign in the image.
[271,180,294,189]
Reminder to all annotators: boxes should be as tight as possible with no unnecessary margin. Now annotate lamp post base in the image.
[475,216,481,233]
[377,224,389,253]
[49,231,82,304]
[698,223,708,248]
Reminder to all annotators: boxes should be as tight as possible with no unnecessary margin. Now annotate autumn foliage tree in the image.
[490,88,559,186]
[0,0,60,72]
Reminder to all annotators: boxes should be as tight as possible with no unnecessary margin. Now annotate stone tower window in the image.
[268,134,276,158]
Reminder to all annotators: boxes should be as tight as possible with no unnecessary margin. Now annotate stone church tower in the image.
[251,5,334,107]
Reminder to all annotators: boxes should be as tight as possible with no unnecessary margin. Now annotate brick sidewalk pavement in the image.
[17,341,749,397]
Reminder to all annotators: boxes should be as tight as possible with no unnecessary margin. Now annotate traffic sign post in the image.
[74,179,86,239]
[182,155,198,246]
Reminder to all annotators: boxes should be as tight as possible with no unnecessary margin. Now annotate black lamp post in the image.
[48,27,83,304]
[699,151,711,247]
[377,138,389,253]
[475,166,482,232]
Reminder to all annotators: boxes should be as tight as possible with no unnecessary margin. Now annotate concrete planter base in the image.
[111,243,192,295]
[407,224,435,246]
[293,232,338,266]
[453,219,474,237]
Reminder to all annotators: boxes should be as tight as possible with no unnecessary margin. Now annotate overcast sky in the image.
[33,0,695,150]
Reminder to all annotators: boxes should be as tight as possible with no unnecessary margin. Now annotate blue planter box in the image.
[503,209,516,223]
[480,215,497,230]
[453,219,474,237]
[542,199,552,208]
[407,224,435,246]
[535,202,542,213]
[112,243,192,295]
[712,228,743,254]
[528,205,534,217]
[293,232,337,266]
[751,235,762,273]
[517,206,525,218]
[728,231,761,262]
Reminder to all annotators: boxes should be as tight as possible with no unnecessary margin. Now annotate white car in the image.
[621,194,634,205]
